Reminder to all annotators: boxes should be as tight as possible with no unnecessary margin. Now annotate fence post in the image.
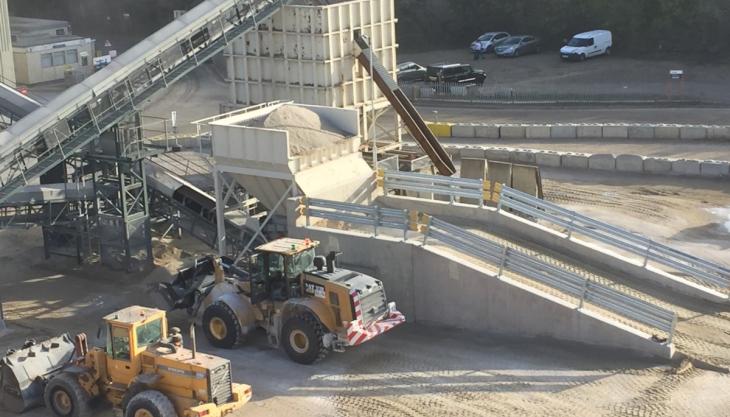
[305,197,310,227]
[497,246,508,277]
[373,205,379,237]
[642,242,654,267]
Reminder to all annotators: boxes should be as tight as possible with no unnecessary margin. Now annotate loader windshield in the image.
[136,318,163,350]
[285,248,316,277]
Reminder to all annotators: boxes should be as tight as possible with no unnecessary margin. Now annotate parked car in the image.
[426,63,486,85]
[560,30,613,61]
[470,32,510,59]
[495,36,541,57]
[397,61,427,82]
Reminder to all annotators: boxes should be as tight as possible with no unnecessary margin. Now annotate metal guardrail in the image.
[301,197,676,342]
[305,198,409,240]
[499,186,730,291]
[383,170,486,207]
[421,216,677,342]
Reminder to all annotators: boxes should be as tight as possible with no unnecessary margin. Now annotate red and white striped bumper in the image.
[346,303,406,346]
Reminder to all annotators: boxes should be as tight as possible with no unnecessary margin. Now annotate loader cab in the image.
[248,238,319,304]
[102,306,167,385]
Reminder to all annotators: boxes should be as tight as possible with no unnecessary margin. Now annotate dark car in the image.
[426,64,486,85]
[495,36,541,57]
[396,61,427,82]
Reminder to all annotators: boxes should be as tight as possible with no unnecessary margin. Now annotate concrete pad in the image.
[460,147,486,159]
[475,125,501,139]
[700,161,730,177]
[602,126,629,139]
[577,125,603,138]
[707,126,730,140]
[526,125,551,139]
[536,151,562,168]
[512,150,537,165]
[561,153,589,170]
[550,125,578,139]
[616,154,644,172]
[671,159,701,176]
[588,154,616,171]
[680,126,707,140]
[452,124,477,138]
[654,126,681,140]
[628,126,655,140]
[643,158,672,173]
[500,125,526,139]
[485,148,511,162]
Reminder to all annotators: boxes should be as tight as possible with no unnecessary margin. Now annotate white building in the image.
[0,0,14,86]
[10,17,95,85]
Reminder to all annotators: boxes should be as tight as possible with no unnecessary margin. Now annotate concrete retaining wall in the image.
[450,146,730,179]
[442,122,730,141]
[289,213,673,359]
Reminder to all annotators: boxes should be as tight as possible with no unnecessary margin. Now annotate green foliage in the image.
[397,0,730,54]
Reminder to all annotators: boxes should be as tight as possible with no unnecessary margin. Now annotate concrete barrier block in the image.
[500,125,527,139]
[654,126,680,140]
[475,125,501,139]
[535,151,562,168]
[512,150,537,165]
[577,125,603,138]
[459,147,486,159]
[616,154,644,172]
[588,154,616,171]
[671,159,701,176]
[460,158,487,181]
[526,125,551,139]
[628,126,655,140]
[561,153,589,169]
[680,126,707,140]
[484,148,511,162]
[707,126,730,140]
[700,161,730,177]
[550,125,577,139]
[452,124,477,138]
[602,126,629,139]
[643,157,672,173]
[427,122,453,137]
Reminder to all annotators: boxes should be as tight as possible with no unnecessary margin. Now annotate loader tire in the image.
[203,302,242,349]
[44,373,93,417]
[124,390,176,417]
[282,314,329,365]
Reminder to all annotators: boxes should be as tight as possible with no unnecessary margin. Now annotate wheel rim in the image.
[209,317,228,340]
[289,330,310,354]
[52,390,73,415]
[134,409,154,417]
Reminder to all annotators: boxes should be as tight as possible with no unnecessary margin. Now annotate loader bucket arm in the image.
[0,334,76,413]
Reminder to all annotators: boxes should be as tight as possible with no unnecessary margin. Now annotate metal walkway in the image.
[0,0,291,206]
[354,35,456,177]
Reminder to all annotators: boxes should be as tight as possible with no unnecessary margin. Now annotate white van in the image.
[560,30,612,61]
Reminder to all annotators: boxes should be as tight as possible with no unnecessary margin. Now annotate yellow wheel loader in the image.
[157,238,405,364]
[0,306,251,417]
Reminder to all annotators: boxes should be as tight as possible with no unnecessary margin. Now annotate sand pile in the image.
[262,105,346,156]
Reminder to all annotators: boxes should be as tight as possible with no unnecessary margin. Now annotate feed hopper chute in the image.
[0,334,75,413]
[211,102,377,214]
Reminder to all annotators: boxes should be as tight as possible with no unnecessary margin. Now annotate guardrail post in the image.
[402,209,408,241]
[642,242,653,267]
[579,279,589,309]
[497,246,508,277]
[668,314,677,344]
[305,197,310,227]
[373,205,379,237]
[497,187,505,211]
[449,183,455,205]
[479,179,485,208]
[566,212,576,238]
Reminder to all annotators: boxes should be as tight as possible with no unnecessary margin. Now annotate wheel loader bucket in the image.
[0,334,75,413]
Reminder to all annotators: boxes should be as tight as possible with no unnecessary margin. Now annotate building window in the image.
[56,29,66,36]
[52,51,66,66]
[66,49,78,65]
[41,53,53,68]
